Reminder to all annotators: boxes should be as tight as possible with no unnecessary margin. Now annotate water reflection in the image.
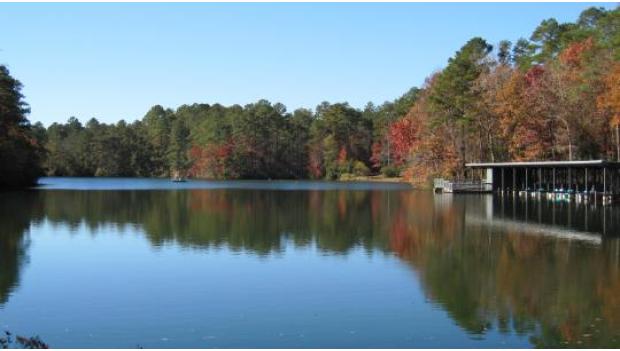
[403,194,620,347]
[35,190,396,254]
[2,188,620,347]
[0,191,40,305]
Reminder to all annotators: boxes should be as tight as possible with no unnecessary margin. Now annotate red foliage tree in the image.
[188,141,234,179]
[370,141,383,171]
[388,117,418,167]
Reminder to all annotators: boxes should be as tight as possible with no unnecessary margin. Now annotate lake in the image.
[2,177,620,348]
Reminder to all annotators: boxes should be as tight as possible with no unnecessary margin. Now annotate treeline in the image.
[390,6,620,185]
[2,5,619,185]
[40,91,418,180]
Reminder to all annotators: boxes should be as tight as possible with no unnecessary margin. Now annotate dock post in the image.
[501,168,505,194]
[513,167,516,194]
[525,168,528,192]
[553,167,556,192]
[604,167,607,206]
[574,168,578,193]
[604,202,607,234]
[594,167,597,207]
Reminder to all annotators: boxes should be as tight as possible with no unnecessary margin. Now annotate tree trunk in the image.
[485,114,495,162]
[616,124,619,162]
[568,130,573,161]
[558,117,572,161]
[460,124,466,179]
[477,117,483,162]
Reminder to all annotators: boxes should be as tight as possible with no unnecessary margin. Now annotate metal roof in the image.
[465,160,620,168]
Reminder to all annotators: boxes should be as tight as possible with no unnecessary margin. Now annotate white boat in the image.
[171,171,187,182]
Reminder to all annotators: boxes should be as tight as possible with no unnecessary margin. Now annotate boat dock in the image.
[435,160,620,205]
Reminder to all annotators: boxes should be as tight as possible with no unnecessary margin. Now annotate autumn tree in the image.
[598,63,620,161]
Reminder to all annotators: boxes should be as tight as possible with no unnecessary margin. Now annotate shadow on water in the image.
[2,188,620,347]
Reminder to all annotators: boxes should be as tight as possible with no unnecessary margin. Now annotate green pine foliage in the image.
[39,98,413,180]
[0,65,43,187]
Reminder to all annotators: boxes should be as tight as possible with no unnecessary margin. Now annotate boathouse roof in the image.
[466,160,620,168]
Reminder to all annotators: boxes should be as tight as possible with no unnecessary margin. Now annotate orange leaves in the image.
[188,142,233,179]
[393,87,460,185]
[559,37,595,69]
[370,141,383,171]
[388,117,418,167]
[498,68,556,161]
[307,144,324,179]
[598,63,620,127]
[395,34,612,184]
[523,65,546,87]
[337,147,347,163]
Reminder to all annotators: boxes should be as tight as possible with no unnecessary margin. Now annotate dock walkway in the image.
[434,179,492,193]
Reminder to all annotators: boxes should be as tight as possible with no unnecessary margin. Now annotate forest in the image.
[0,5,619,186]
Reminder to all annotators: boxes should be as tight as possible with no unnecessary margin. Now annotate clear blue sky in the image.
[0,3,616,126]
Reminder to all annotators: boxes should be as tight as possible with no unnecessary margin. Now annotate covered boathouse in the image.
[462,160,620,205]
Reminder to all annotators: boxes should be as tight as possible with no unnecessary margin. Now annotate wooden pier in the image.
[434,178,492,193]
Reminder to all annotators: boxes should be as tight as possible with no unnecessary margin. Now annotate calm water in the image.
[2,177,620,348]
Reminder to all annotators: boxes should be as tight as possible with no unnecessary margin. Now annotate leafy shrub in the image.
[325,164,340,180]
[339,173,355,181]
[352,161,370,176]
[0,331,49,349]
[381,165,400,178]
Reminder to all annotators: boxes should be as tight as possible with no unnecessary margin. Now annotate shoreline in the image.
[37,175,411,184]
[337,174,409,183]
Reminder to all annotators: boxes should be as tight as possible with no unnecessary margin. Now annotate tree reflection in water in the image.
[0,191,41,305]
[1,189,620,347]
[391,194,620,348]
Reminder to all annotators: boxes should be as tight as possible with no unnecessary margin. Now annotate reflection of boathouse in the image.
[437,160,620,205]
[435,193,620,240]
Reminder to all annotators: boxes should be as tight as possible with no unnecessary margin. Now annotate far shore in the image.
[35,175,413,185]
[187,175,413,184]
[337,174,409,183]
